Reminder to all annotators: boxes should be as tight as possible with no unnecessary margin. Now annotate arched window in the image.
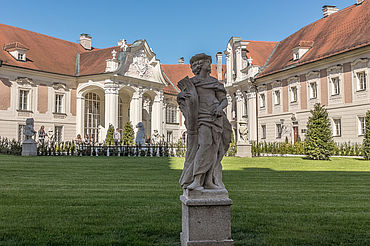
[84,92,101,141]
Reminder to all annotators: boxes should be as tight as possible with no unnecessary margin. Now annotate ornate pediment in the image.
[52,82,67,91]
[328,64,343,75]
[125,49,154,80]
[306,71,320,81]
[16,77,35,87]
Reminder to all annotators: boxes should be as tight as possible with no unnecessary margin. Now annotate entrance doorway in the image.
[293,126,299,144]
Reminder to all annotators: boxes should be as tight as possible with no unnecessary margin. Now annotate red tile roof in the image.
[259,1,370,77]
[3,41,29,51]
[0,23,94,76]
[161,64,226,95]
[79,46,120,76]
[243,40,278,67]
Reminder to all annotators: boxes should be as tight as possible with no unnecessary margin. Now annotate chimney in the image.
[80,33,92,50]
[178,57,184,64]
[322,5,339,18]
[356,0,364,5]
[216,52,223,81]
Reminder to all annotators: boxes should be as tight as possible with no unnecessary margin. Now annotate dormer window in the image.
[3,42,29,61]
[292,41,313,61]
[18,53,24,60]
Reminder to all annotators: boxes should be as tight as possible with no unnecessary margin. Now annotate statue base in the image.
[180,188,233,246]
[236,143,252,157]
[22,141,37,156]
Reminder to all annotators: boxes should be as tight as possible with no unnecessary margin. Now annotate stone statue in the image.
[151,130,161,144]
[24,118,36,143]
[238,123,248,143]
[177,53,232,190]
[22,118,37,156]
[135,122,146,145]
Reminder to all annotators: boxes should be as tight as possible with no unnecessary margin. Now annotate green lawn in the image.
[0,155,369,245]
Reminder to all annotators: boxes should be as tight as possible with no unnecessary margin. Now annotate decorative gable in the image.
[3,42,29,61]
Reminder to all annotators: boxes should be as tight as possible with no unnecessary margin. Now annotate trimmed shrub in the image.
[363,110,370,160]
[305,103,334,160]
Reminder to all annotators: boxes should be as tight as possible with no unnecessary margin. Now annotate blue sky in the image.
[2,0,353,64]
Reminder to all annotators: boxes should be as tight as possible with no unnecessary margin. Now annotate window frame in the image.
[18,89,30,111]
[333,119,341,137]
[309,82,317,99]
[358,116,365,136]
[54,93,64,114]
[274,90,280,105]
[290,86,298,103]
[330,76,340,96]
[259,93,266,108]
[356,71,367,92]
[261,125,266,139]
[276,123,282,139]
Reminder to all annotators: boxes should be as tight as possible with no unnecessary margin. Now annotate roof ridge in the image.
[0,23,95,51]
[243,40,278,43]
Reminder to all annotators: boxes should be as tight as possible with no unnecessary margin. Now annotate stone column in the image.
[247,91,257,141]
[76,95,85,136]
[225,94,233,122]
[235,46,243,81]
[235,90,243,142]
[104,80,119,135]
[225,51,232,86]
[236,90,251,157]
[129,89,143,129]
[151,92,164,136]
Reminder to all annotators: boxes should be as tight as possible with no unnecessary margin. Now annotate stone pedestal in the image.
[22,141,37,156]
[236,143,252,157]
[180,189,233,246]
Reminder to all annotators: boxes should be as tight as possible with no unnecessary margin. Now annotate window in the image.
[18,53,24,61]
[309,82,317,99]
[84,92,101,141]
[358,117,365,136]
[274,90,280,105]
[276,124,282,139]
[356,72,367,91]
[54,126,63,143]
[261,125,266,139]
[293,51,299,61]
[18,124,26,142]
[55,94,63,113]
[19,89,29,110]
[167,131,173,143]
[260,93,265,108]
[331,77,340,95]
[290,86,297,103]
[166,104,177,124]
[333,119,341,137]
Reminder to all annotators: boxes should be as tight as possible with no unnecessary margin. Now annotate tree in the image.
[122,121,134,145]
[362,110,370,160]
[105,124,115,146]
[305,103,334,160]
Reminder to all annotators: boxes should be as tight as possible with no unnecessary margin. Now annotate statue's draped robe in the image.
[178,76,232,188]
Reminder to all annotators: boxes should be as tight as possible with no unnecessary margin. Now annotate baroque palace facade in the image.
[224,0,370,145]
[0,0,369,146]
[0,24,192,143]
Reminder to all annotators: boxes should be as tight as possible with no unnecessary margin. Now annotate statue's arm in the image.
[215,90,228,116]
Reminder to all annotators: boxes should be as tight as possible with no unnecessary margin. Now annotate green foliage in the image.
[305,103,334,160]
[227,131,237,156]
[105,124,115,146]
[363,110,370,160]
[1,156,370,245]
[122,121,134,145]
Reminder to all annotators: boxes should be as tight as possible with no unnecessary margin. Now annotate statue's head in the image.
[26,118,34,126]
[190,53,212,75]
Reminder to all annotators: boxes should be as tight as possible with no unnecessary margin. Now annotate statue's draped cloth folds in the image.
[177,75,232,189]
